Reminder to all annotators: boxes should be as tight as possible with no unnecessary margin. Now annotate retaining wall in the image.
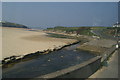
[37,46,116,79]
[38,56,102,78]
[101,45,116,62]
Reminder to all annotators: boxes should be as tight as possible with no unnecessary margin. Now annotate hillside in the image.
[0,21,29,29]
[45,26,106,36]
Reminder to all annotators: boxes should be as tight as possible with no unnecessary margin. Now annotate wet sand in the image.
[2,27,76,60]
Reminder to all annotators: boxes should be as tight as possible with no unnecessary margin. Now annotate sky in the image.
[1,0,120,2]
[2,2,118,29]
[118,1,120,23]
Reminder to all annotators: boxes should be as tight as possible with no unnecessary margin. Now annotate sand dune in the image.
[2,27,76,60]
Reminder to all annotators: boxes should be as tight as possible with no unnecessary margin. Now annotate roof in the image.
[114,22,120,25]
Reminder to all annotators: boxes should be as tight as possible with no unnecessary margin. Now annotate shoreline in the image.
[2,27,77,59]
[2,27,116,68]
[2,40,81,68]
[2,27,81,67]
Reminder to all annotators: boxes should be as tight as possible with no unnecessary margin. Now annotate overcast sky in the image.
[2,2,118,28]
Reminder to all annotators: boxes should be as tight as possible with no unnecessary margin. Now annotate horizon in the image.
[2,2,118,29]
[1,21,112,29]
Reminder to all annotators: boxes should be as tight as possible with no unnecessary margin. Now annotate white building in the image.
[113,22,120,27]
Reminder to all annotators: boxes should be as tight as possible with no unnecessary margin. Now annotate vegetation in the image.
[91,27,107,30]
[46,33,75,39]
[76,27,95,36]
[45,26,97,36]
[105,27,120,36]
[1,21,29,28]
[46,26,120,37]
[46,26,79,33]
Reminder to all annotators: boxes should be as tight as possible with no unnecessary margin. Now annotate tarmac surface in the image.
[89,50,118,78]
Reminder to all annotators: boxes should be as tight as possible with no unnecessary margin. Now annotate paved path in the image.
[89,50,118,78]
[91,29,116,40]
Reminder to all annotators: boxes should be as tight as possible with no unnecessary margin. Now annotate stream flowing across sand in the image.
[3,43,96,78]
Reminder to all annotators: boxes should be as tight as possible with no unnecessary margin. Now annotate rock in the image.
[48,59,51,62]
[60,56,64,58]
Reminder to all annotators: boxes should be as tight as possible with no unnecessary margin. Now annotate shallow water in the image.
[3,43,96,78]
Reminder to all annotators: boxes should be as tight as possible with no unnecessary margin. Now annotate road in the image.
[89,28,118,78]
[91,28,117,40]
[89,50,118,78]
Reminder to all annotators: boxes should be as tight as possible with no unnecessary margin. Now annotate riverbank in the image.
[43,30,116,55]
[2,40,96,78]
[2,27,77,64]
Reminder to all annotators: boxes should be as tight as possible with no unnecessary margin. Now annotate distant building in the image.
[113,22,120,27]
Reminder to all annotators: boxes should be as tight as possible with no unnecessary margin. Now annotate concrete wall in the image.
[101,45,116,62]
[38,56,101,78]
[58,57,101,78]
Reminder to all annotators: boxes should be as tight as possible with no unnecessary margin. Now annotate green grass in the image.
[77,28,96,36]
[45,26,99,36]
[91,27,107,30]
[46,26,79,33]
[46,33,75,39]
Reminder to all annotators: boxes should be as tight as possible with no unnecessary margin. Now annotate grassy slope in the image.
[45,26,103,36]
[46,33,75,39]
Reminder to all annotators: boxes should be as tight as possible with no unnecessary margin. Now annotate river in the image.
[3,43,96,78]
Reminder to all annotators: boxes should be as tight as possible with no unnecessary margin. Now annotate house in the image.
[113,22,120,27]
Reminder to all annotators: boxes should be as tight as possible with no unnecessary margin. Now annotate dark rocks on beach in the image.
[9,56,16,60]
[2,41,80,67]
[22,53,36,59]
[2,60,6,64]
[2,56,18,64]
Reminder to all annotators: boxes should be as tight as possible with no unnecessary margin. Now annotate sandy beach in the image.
[2,27,76,60]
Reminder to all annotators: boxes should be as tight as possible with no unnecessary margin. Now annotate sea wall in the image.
[38,56,102,78]
[37,45,116,79]
[101,45,116,62]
